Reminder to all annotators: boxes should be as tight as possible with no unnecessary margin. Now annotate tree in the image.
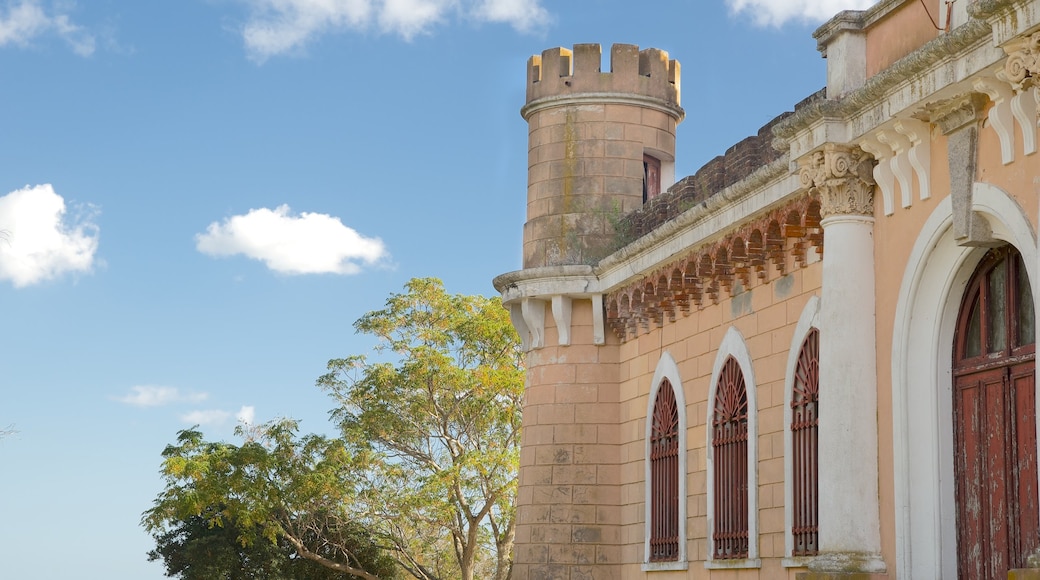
[318,278,524,580]
[143,278,523,580]
[143,421,397,580]
[147,504,396,580]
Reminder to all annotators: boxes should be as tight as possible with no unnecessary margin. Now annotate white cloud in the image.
[181,409,233,426]
[115,386,209,408]
[195,204,388,275]
[236,405,256,425]
[727,0,879,26]
[472,0,547,32]
[0,0,94,55]
[377,0,450,39]
[0,184,100,288]
[238,0,549,60]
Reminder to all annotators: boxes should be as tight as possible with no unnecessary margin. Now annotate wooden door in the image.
[953,247,1038,579]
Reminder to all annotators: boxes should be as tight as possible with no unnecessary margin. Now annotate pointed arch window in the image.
[790,328,819,557]
[649,378,680,562]
[713,356,749,560]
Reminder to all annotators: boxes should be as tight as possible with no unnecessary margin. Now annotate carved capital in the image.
[799,144,876,217]
[1004,31,1040,91]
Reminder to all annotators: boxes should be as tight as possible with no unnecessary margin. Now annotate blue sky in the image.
[0,0,875,577]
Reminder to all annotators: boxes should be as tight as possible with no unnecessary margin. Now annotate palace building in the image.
[493,0,1040,578]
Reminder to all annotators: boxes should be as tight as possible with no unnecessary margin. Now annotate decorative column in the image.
[798,144,885,576]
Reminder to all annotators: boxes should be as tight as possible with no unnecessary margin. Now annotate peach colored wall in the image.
[865,0,939,79]
[869,115,1040,578]
[613,249,823,578]
[513,300,624,580]
[976,117,1040,221]
[870,127,949,578]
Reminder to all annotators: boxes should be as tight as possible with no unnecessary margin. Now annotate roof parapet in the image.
[523,43,680,117]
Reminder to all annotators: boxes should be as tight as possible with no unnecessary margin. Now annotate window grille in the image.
[713,357,749,560]
[650,379,680,561]
[791,328,819,556]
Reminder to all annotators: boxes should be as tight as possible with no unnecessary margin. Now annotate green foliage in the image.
[147,505,395,580]
[144,278,523,580]
[318,278,523,580]
[143,421,395,580]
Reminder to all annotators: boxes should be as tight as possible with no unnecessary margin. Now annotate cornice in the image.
[492,265,596,301]
[520,92,686,122]
[814,10,869,56]
[969,0,1032,20]
[774,18,992,143]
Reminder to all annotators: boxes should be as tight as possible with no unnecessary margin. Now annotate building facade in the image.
[494,0,1040,578]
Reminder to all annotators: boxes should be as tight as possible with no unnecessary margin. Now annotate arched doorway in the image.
[953,245,1038,578]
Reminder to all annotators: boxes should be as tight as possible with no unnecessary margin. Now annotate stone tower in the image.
[521,43,684,268]
[498,43,683,580]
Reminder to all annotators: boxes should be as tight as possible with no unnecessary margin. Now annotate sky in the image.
[0,0,877,577]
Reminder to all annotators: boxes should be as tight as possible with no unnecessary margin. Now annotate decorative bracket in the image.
[508,294,605,351]
[509,302,532,352]
[859,119,931,216]
[591,294,605,345]
[520,298,546,351]
[551,295,572,346]
[858,134,896,216]
[893,119,931,200]
[1011,86,1038,156]
[877,129,914,208]
[973,76,1015,164]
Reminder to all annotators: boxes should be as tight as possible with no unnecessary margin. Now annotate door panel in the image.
[954,247,1038,579]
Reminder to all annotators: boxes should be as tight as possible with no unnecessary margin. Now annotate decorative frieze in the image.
[605,196,822,341]
[798,144,876,218]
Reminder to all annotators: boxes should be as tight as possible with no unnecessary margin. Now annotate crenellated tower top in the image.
[522,43,682,120]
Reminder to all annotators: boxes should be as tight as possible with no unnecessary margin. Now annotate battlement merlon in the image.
[521,43,683,121]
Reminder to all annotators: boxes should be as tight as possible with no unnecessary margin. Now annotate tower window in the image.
[644,154,661,203]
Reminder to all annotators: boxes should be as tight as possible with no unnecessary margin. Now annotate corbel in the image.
[893,119,931,200]
[973,76,1015,164]
[877,129,914,208]
[509,303,532,352]
[520,298,547,350]
[591,294,605,345]
[1011,85,1038,155]
[551,295,572,346]
[858,134,896,216]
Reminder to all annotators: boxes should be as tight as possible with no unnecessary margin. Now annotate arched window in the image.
[952,246,1038,579]
[790,328,819,557]
[649,379,679,562]
[713,356,749,560]
[644,352,687,571]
